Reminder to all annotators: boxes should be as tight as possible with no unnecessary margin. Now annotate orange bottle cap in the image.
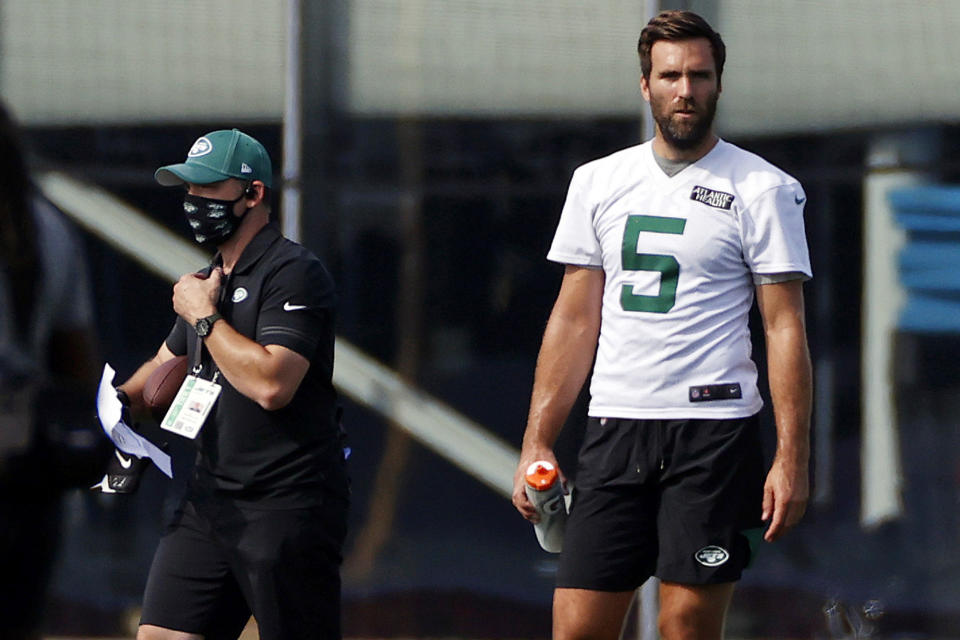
[525,460,558,490]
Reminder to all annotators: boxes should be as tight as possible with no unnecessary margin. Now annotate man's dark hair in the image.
[638,10,726,83]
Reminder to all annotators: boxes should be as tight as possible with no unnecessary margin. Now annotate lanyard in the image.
[190,269,231,383]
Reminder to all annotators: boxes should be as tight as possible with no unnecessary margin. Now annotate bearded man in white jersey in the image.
[512,10,812,640]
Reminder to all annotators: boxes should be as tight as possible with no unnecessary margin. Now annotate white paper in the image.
[97,363,173,478]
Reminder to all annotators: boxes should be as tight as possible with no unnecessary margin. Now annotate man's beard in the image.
[650,91,718,151]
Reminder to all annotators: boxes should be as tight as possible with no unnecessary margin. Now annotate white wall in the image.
[0,0,286,124]
[3,0,960,134]
[346,0,647,117]
[718,0,960,134]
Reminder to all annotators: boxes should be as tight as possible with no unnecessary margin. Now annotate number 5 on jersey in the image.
[620,215,687,313]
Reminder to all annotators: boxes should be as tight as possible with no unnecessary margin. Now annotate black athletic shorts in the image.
[556,415,765,591]
[140,490,348,640]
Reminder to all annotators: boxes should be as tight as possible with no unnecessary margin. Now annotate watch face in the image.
[196,313,221,337]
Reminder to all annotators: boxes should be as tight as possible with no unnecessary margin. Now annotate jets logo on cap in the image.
[188,137,213,157]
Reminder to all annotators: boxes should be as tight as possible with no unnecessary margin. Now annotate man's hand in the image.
[512,449,565,523]
[761,455,809,542]
[115,388,136,430]
[173,267,221,325]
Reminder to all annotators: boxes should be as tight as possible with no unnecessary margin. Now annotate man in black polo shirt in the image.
[113,129,348,640]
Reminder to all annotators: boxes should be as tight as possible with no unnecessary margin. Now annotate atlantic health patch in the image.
[690,185,735,210]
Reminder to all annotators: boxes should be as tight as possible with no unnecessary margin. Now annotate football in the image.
[142,355,189,416]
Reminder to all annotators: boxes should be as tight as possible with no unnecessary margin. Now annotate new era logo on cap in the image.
[241,162,252,174]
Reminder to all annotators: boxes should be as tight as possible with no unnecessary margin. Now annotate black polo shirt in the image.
[165,221,343,508]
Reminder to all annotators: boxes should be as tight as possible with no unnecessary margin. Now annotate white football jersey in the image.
[548,139,811,419]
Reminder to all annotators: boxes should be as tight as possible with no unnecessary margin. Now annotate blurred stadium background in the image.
[4,0,960,637]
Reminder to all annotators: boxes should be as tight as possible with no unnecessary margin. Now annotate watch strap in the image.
[196,312,223,337]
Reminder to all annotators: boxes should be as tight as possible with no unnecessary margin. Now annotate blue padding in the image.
[900,241,960,266]
[890,186,960,332]
[894,214,960,232]
[900,295,960,333]
[899,243,960,291]
[890,185,960,221]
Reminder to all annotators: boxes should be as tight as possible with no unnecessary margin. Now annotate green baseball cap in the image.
[155,129,273,188]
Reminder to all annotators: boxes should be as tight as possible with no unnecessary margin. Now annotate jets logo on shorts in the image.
[188,137,213,157]
[695,545,729,567]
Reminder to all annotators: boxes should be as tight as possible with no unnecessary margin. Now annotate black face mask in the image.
[183,193,248,247]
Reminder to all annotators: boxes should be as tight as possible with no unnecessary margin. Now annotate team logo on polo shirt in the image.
[690,186,735,210]
[188,137,213,157]
[232,287,248,303]
[695,545,729,567]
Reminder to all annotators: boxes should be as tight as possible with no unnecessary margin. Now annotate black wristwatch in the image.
[195,312,223,338]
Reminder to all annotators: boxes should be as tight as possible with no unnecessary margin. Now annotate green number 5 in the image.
[620,214,687,313]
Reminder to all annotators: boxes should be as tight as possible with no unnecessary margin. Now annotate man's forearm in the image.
[766,325,812,463]
[523,314,599,453]
[519,264,603,467]
[203,321,308,411]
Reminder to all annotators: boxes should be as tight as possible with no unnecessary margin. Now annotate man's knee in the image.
[657,581,735,640]
[658,610,705,640]
[553,587,635,640]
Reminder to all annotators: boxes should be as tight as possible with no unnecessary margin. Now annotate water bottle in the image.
[524,460,567,553]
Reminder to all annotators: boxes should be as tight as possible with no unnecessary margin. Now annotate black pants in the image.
[0,495,62,639]
[557,415,765,590]
[140,491,348,640]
